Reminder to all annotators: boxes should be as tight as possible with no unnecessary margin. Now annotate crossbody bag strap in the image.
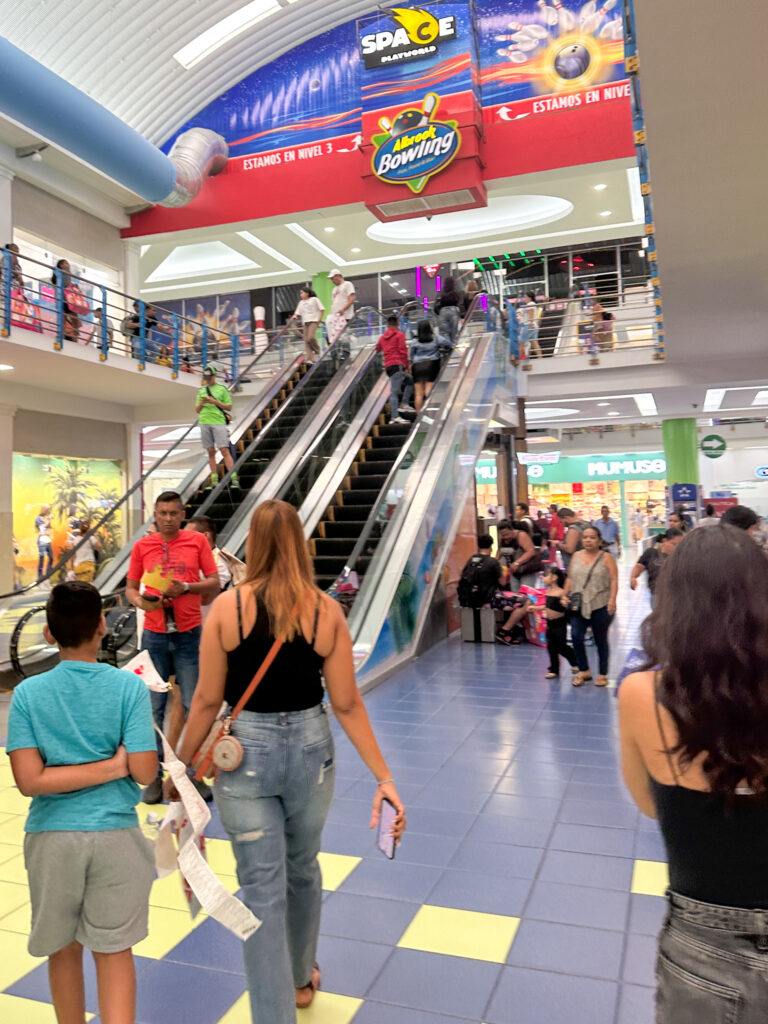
[229,635,284,723]
[581,552,604,590]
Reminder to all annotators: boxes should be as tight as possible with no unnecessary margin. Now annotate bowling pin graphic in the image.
[536,0,558,26]
[552,1,577,32]
[252,306,268,356]
[497,34,539,50]
[582,0,617,34]
[506,20,549,39]
[599,16,623,39]
[497,47,528,63]
[579,1,597,25]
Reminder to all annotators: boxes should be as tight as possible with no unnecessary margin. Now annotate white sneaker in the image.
[399,404,416,414]
[390,416,409,424]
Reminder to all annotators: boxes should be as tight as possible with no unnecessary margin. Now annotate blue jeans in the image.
[143,626,201,765]
[214,706,335,1024]
[388,365,414,414]
[437,305,459,347]
[570,605,612,675]
[657,891,768,1023]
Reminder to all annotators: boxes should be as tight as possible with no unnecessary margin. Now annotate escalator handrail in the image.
[331,291,487,586]
[1,320,296,601]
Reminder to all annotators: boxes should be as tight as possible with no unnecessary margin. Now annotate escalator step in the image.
[365,447,401,462]
[320,521,368,539]
[349,475,387,491]
[339,490,381,505]
[356,462,392,477]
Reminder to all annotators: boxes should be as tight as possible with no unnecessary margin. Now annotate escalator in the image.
[310,415,412,589]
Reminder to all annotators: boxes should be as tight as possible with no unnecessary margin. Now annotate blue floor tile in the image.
[448,839,544,879]
[485,966,619,1024]
[633,828,667,860]
[549,822,636,858]
[627,893,666,935]
[622,932,658,987]
[320,822,377,856]
[165,918,245,973]
[352,1004,476,1024]
[135,961,246,1024]
[8,955,156,1011]
[617,983,655,1024]
[405,806,477,838]
[482,793,562,821]
[493,775,569,800]
[381,830,462,868]
[367,949,501,1019]
[538,849,635,891]
[315,934,393,997]
[557,798,638,829]
[507,919,624,980]
[426,868,532,916]
[320,892,418,945]
[466,813,551,848]
[337,857,438,903]
[525,880,630,931]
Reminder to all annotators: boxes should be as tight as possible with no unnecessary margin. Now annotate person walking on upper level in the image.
[619,525,768,1024]
[518,291,542,359]
[290,286,324,363]
[327,269,355,351]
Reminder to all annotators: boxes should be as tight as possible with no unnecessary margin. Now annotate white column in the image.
[123,240,141,305]
[0,165,13,245]
[124,422,144,539]
[0,403,17,592]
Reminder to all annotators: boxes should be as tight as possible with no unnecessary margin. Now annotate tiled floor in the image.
[0,582,665,1023]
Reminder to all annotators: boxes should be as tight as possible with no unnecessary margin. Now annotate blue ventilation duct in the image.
[0,37,227,205]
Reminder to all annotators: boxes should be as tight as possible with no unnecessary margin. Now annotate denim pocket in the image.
[216,741,274,798]
[302,737,335,791]
[656,950,742,1024]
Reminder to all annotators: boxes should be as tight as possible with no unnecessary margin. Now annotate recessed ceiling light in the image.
[608,411,621,417]
[600,210,612,217]
[703,388,726,413]
[0,363,13,371]
[597,402,610,407]
[382,274,390,279]
[351,247,361,253]
[391,281,400,287]
[324,227,335,233]
[634,393,658,416]
[593,183,607,191]
[173,0,289,69]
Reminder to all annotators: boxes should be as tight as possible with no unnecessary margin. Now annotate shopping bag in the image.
[519,584,547,646]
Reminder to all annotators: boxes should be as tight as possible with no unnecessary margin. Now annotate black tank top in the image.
[224,590,324,713]
[545,595,564,612]
[651,700,768,907]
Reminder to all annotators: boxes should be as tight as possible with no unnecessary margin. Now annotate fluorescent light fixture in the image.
[351,247,361,253]
[324,227,335,233]
[391,281,400,287]
[600,210,612,217]
[173,0,294,70]
[527,435,560,444]
[382,274,391,279]
[0,363,14,371]
[634,393,658,417]
[608,411,621,416]
[751,390,768,405]
[641,236,649,249]
[457,261,475,270]
[236,230,302,271]
[597,401,610,407]
[703,388,727,412]
[627,166,644,222]
[493,268,506,276]
[285,222,344,264]
[593,183,607,191]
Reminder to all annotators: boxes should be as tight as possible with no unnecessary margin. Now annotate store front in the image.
[525,452,667,550]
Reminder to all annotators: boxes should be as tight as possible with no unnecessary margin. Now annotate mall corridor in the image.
[0,586,662,1024]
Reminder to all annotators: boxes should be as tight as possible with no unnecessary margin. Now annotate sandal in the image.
[572,672,591,687]
[296,965,321,1009]
[595,675,609,687]
[545,672,559,679]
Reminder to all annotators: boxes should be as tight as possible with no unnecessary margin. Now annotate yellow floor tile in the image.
[0,815,26,846]
[631,859,669,897]
[0,994,94,1021]
[0,788,30,816]
[397,904,520,963]
[219,990,363,1024]
[0,766,16,787]
[132,904,206,960]
[1,854,28,885]
[317,853,361,892]
[205,837,238,877]
[0,928,42,991]
[0,880,30,919]
[0,901,31,935]
[0,750,10,767]
[0,842,21,866]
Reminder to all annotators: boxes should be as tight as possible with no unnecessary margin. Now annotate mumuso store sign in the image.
[361,8,457,69]
[531,453,668,484]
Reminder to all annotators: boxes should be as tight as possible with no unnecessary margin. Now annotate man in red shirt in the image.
[126,490,220,802]
[376,315,415,424]
[548,503,565,544]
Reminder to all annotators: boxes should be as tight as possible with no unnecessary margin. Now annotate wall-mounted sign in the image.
[360,7,457,69]
[421,264,441,278]
[527,452,667,484]
[371,93,460,194]
[528,464,545,479]
[755,465,768,479]
[588,457,666,478]
[700,434,726,459]
[517,451,561,465]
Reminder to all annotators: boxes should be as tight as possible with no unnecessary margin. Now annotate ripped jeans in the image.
[214,705,335,1024]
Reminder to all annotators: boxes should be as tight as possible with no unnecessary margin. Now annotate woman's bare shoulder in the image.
[618,670,656,709]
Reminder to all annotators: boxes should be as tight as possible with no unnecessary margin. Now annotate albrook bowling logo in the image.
[371,93,460,194]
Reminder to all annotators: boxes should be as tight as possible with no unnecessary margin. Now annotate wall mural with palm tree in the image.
[12,454,124,587]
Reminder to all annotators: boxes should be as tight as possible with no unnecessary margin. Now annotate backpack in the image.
[522,516,544,549]
[458,555,489,609]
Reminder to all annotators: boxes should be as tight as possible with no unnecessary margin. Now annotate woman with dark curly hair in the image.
[619,524,768,1023]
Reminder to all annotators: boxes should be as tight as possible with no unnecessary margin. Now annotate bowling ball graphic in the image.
[309,79,321,91]
[554,43,591,79]
[391,108,426,133]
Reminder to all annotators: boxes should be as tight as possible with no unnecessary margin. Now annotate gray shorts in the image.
[200,423,230,450]
[24,827,155,956]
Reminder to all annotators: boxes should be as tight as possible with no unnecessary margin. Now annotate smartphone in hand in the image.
[377,797,398,860]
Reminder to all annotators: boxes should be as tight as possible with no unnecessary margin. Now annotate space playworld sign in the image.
[125,1,635,236]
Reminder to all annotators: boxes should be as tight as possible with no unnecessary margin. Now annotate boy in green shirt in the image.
[195,365,239,488]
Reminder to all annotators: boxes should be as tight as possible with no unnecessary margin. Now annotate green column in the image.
[662,418,699,484]
[311,273,333,318]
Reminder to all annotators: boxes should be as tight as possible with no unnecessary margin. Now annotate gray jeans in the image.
[214,705,335,1024]
[656,890,768,1023]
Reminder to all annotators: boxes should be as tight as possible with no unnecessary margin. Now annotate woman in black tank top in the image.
[172,500,405,1023]
[619,526,768,1023]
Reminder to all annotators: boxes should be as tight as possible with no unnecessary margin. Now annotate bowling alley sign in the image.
[370,93,461,193]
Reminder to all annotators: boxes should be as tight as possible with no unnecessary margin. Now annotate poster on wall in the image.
[12,454,124,588]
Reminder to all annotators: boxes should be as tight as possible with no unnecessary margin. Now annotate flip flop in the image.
[296,965,321,1009]
[595,675,609,687]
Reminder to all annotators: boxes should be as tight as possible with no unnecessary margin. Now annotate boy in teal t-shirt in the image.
[7,582,158,1022]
